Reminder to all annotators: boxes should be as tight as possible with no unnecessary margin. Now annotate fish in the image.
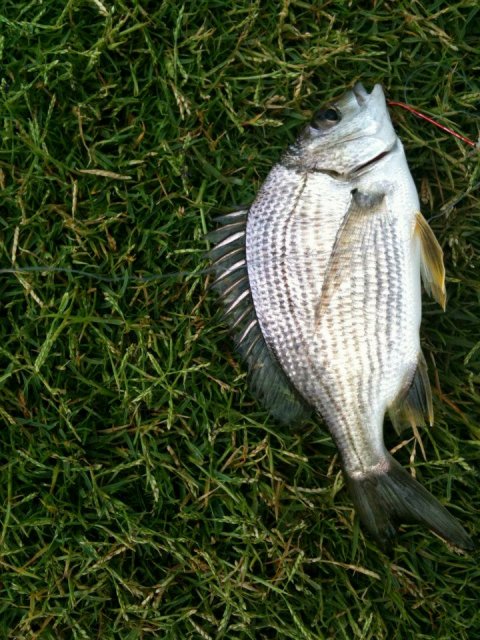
[208,82,473,551]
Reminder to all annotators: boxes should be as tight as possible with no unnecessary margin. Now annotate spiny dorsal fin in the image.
[207,209,311,425]
[415,212,446,310]
[388,351,433,433]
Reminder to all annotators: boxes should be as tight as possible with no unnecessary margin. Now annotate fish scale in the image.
[209,82,473,551]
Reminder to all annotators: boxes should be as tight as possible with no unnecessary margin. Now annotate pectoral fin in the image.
[415,213,446,310]
[315,188,389,323]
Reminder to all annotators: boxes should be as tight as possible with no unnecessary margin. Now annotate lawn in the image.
[0,1,479,638]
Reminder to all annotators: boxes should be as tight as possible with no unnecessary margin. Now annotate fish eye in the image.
[311,107,341,129]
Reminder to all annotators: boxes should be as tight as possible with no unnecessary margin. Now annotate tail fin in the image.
[345,455,473,551]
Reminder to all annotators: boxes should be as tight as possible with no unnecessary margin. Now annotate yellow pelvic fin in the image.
[414,212,446,310]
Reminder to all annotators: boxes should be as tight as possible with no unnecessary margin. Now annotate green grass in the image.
[0,1,479,638]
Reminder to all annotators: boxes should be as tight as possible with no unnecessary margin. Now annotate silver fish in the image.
[208,82,473,550]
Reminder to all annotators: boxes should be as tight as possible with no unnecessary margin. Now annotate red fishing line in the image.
[388,101,476,148]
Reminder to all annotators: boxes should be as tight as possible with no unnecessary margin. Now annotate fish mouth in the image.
[352,82,384,107]
[353,82,369,105]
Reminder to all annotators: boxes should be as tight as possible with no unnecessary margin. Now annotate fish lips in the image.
[352,82,384,106]
[353,82,369,105]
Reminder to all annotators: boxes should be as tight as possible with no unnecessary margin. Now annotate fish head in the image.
[285,83,398,177]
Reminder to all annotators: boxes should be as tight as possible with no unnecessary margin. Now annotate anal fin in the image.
[388,351,433,433]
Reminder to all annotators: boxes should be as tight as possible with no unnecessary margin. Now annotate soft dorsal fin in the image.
[207,209,311,425]
[388,351,433,433]
[415,213,446,310]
